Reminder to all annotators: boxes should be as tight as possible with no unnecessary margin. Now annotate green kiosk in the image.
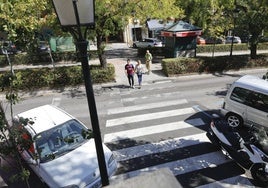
[161,21,202,58]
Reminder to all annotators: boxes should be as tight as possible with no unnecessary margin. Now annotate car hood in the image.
[40,139,111,187]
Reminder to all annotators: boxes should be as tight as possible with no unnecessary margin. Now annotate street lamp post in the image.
[51,0,109,186]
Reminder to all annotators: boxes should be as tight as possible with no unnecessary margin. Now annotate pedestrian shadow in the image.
[101,84,132,90]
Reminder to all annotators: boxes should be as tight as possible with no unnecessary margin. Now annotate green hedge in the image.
[162,54,268,76]
[0,50,99,66]
[137,43,268,57]
[196,42,268,53]
[0,64,115,91]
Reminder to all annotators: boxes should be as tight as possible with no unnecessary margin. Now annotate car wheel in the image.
[226,113,243,128]
[133,44,137,48]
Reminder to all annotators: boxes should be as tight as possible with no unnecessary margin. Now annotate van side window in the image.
[230,87,251,104]
[248,92,268,112]
[230,87,268,112]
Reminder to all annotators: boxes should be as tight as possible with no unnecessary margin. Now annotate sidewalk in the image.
[101,58,170,87]
[0,46,267,93]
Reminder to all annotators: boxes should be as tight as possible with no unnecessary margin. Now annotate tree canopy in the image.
[0,0,55,50]
[0,0,267,59]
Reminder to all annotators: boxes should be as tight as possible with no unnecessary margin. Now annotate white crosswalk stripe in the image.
[107,99,187,115]
[104,118,205,143]
[106,107,195,127]
[104,96,254,187]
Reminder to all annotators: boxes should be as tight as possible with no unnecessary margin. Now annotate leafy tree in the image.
[175,0,268,59]
[176,0,232,38]
[0,65,31,187]
[92,0,183,68]
[0,0,54,52]
[235,0,268,58]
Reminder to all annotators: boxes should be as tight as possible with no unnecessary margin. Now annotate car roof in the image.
[16,105,73,135]
[233,75,268,94]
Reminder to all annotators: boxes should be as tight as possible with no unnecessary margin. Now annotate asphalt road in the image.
[0,44,267,187]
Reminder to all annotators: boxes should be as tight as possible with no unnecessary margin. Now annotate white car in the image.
[221,75,268,129]
[13,105,117,188]
[225,36,242,44]
[133,38,162,48]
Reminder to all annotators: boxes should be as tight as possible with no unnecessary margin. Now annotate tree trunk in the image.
[250,43,257,59]
[96,34,107,68]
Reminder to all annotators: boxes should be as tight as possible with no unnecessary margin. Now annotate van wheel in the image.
[226,113,243,128]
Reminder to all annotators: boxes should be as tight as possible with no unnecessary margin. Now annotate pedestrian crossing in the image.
[103,95,255,187]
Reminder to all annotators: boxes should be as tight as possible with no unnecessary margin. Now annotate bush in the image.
[162,58,203,76]
[162,54,268,76]
[0,50,99,66]
[0,63,115,91]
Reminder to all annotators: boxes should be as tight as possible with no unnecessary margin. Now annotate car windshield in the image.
[34,119,91,163]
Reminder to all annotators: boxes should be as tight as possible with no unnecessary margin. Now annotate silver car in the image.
[133,38,163,48]
[225,36,242,44]
[221,75,268,129]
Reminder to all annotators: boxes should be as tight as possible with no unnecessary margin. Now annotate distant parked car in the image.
[197,36,206,45]
[225,36,242,44]
[0,41,18,55]
[260,36,268,43]
[133,38,162,48]
[37,41,50,54]
[204,37,225,44]
[13,105,117,188]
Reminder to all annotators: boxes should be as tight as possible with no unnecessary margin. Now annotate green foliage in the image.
[162,54,268,76]
[0,50,99,66]
[196,43,268,53]
[162,58,203,76]
[90,64,115,83]
[0,103,31,187]
[0,64,115,91]
[0,0,54,51]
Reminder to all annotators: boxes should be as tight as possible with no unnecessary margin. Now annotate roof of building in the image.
[163,21,202,32]
[146,19,174,31]
[160,21,202,37]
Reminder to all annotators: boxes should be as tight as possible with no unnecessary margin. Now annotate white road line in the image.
[196,175,253,188]
[108,99,188,115]
[112,151,232,181]
[104,118,205,143]
[113,132,209,161]
[121,91,183,103]
[106,107,195,127]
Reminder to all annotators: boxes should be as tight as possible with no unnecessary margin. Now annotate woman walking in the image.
[135,60,144,88]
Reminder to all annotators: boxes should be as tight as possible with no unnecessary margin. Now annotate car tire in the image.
[133,44,137,48]
[225,113,243,128]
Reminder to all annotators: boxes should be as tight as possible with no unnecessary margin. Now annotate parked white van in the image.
[221,75,268,129]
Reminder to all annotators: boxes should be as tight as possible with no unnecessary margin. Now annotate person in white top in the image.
[135,60,144,88]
